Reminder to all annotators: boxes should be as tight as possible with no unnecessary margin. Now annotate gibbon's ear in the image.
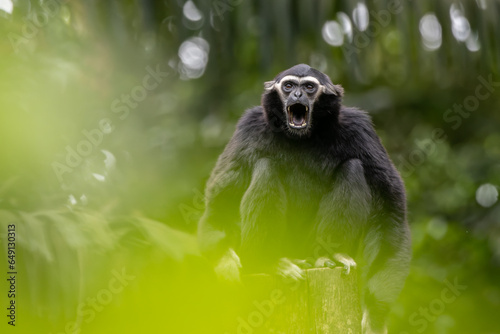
[322,82,344,97]
[264,81,276,92]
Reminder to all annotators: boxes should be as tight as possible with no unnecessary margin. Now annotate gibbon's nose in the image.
[293,90,302,99]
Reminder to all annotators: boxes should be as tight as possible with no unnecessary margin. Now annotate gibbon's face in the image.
[264,64,343,136]
[275,75,323,131]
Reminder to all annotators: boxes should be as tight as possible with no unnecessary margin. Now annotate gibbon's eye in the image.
[304,83,316,92]
[283,82,294,92]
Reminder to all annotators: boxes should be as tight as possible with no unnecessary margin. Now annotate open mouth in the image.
[287,103,309,129]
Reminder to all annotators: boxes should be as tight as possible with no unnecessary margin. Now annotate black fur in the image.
[198,64,411,333]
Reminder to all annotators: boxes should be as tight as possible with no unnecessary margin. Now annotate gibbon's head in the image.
[262,64,344,138]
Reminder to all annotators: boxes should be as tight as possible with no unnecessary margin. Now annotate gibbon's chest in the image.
[251,131,349,208]
[264,141,341,215]
[263,136,342,189]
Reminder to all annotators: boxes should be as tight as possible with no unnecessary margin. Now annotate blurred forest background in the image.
[0,0,499,333]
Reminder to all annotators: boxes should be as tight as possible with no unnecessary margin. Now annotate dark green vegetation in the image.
[0,1,499,333]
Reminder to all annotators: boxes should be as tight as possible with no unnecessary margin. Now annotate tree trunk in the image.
[240,267,362,333]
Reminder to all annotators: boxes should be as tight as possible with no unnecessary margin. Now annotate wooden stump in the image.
[240,267,361,334]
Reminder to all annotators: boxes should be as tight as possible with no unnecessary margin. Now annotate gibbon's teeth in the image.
[288,122,307,128]
[287,103,308,129]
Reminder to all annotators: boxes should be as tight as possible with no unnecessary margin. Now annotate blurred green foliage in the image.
[0,0,499,333]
